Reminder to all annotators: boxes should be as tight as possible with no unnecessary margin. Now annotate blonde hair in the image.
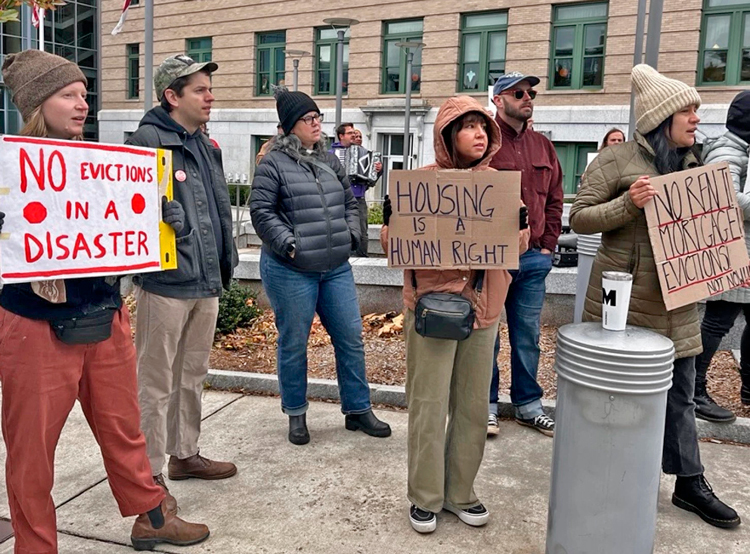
[20,105,84,141]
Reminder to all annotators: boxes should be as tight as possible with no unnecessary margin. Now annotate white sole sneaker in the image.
[409,513,437,534]
[487,424,500,437]
[443,503,490,527]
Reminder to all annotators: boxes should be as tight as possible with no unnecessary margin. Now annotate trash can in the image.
[546,322,675,554]
[574,233,601,323]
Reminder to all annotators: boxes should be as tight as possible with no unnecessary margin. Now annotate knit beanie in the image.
[726,91,750,144]
[275,89,320,135]
[631,64,701,135]
[1,50,87,122]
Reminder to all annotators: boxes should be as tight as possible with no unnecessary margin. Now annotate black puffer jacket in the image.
[250,137,360,272]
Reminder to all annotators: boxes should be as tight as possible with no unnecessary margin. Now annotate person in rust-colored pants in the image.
[0,306,164,553]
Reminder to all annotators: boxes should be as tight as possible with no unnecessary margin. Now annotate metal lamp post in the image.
[396,41,424,170]
[283,50,310,91]
[323,18,359,129]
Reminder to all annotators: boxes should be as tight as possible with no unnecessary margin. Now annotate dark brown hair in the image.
[600,127,626,150]
[160,69,211,113]
[441,111,491,169]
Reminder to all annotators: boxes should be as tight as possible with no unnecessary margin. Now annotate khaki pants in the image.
[135,287,219,474]
[405,309,499,513]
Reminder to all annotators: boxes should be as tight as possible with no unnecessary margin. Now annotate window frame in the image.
[554,141,598,197]
[697,0,750,86]
[314,27,350,96]
[381,19,424,95]
[549,2,609,91]
[458,11,508,93]
[126,43,140,100]
[256,31,286,97]
[186,37,212,63]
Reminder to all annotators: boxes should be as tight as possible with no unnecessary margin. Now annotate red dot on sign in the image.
[131,194,146,214]
[23,202,47,224]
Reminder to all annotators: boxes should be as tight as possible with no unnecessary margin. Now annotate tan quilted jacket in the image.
[570,133,702,359]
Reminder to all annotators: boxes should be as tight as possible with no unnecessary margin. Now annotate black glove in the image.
[162,197,185,233]
[0,211,4,234]
[383,195,392,226]
[519,206,529,230]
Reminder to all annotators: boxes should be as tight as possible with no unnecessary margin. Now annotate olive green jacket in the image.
[570,133,702,359]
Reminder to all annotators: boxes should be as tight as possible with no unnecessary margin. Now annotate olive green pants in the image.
[405,309,499,513]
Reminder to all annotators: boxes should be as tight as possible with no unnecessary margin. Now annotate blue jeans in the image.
[489,249,553,419]
[260,252,372,416]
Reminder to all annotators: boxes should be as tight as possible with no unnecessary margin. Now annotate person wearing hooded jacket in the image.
[381,96,530,534]
[126,55,239,488]
[250,89,391,445]
[692,91,750,423]
[571,64,740,529]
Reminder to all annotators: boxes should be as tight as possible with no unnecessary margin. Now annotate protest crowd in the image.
[0,32,747,553]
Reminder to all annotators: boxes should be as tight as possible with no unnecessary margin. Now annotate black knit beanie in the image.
[727,91,750,144]
[275,89,320,135]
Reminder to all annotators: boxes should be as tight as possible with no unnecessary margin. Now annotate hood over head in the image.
[727,90,750,144]
[432,96,501,169]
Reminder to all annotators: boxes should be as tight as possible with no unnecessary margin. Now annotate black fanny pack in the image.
[50,308,117,345]
[413,270,485,341]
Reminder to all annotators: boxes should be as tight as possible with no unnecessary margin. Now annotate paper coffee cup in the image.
[601,271,633,331]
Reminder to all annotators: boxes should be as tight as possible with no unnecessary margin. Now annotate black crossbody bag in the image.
[412,270,485,341]
[50,308,117,345]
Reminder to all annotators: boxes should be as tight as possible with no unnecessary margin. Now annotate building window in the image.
[459,11,507,92]
[382,19,423,94]
[698,0,750,85]
[550,2,608,90]
[554,142,598,196]
[257,31,286,96]
[315,27,350,96]
[127,43,139,99]
[186,37,212,63]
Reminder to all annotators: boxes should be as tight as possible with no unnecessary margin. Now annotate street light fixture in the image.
[322,17,359,129]
[396,41,424,170]
[283,49,310,91]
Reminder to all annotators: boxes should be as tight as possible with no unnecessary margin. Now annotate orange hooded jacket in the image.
[381,96,530,329]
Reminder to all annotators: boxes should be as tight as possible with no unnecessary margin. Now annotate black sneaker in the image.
[672,474,741,529]
[443,503,490,527]
[515,413,555,437]
[694,384,736,423]
[409,505,436,534]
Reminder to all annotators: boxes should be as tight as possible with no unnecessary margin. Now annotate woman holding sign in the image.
[0,51,209,552]
[570,64,740,529]
[381,96,529,533]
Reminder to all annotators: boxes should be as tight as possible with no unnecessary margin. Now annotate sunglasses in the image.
[502,89,537,100]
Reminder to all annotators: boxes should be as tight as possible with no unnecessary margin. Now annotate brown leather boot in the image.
[153,474,178,515]
[130,500,209,551]
[168,453,237,480]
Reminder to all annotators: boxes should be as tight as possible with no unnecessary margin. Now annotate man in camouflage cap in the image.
[127,55,238,495]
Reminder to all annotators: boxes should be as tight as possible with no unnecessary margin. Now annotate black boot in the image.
[345,410,391,438]
[741,367,750,405]
[672,474,741,529]
[694,380,736,423]
[288,414,310,445]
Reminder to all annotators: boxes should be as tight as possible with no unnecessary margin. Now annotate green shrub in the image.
[216,280,263,334]
[368,203,384,225]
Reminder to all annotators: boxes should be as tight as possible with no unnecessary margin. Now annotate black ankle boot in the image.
[288,414,310,445]
[740,368,750,405]
[694,381,736,423]
[672,474,741,529]
[345,410,391,438]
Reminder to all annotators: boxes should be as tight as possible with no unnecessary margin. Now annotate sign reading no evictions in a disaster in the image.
[0,135,177,284]
[645,162,750,311]
[387,169,521,269]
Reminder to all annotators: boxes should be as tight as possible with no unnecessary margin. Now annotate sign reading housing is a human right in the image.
[644,162,750,311]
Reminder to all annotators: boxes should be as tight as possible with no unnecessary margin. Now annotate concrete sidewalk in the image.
[0,391,748,553]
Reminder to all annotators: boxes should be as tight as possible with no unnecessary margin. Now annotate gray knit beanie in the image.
[2,50,87,122]
[631,64,701,134]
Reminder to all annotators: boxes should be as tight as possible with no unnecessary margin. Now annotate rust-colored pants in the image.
[0,306,164,554]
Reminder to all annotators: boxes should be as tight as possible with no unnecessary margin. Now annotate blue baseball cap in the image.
[493,71,541,96]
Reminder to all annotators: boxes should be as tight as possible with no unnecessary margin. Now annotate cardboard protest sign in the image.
[0,135,177,284]
[387,169,521,269]
[644,162,750,311]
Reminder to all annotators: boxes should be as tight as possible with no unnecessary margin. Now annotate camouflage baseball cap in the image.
[154,54,218,101]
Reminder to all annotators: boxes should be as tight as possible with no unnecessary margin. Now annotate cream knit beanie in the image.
[631,64,701,134]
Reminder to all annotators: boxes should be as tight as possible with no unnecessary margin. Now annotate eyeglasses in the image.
[300,113,324,125]
[502,89,537,100]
